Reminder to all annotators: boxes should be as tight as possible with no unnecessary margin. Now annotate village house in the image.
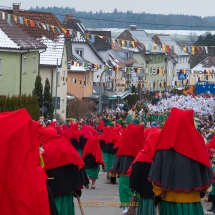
[0,15,46,96]
[2,3,72,119]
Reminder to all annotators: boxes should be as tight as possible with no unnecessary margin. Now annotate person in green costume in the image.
[133,114,140,125]
[106,115,112,126]
[126,110,134,125]
[110,124,144,215]
[157,113,164,127]
[148,108,214,215]
[38,127,89,215]
[128,128,161,215]
[82,126,104,189]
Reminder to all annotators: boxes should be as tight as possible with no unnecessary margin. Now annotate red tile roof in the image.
[1,9,65,40]
[0,17,46,50]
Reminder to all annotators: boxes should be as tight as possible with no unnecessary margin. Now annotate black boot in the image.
[110,176,116,184]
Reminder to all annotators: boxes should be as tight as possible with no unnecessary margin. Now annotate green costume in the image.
[160,201,204,215]
[104,153,115,172]
[133,119,140,125]
[137,198,155,215]
[53,194,75,215]
[126,115,133,125]
[106,118,112,126]
[118,175,135,208]
[85,166,100,179]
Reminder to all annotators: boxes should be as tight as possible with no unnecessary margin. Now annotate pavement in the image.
[74,169,214,215]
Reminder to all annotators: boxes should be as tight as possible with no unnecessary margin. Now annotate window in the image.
[62,98,65,113]
[84,74,89,86]
[57,72,60,86]
[76,49,84,57]
[63,70,66,85]
[23,56,27,74]
[0,58,2,76]
[99,65,102,69]
[33,55,36,72]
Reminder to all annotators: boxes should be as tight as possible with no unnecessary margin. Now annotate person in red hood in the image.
[99,126,113,172]
[82,125,104,189]
[38,126,89,215]
[105,125,123,184]
[110,124,145,215]
[148,107,214,215]
[0,109,55,215]
[128,128,161,215]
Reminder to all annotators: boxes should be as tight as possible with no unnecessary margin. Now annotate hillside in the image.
[30,6,215,30]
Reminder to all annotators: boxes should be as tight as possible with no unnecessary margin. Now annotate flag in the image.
[196,46,201,53]
[7,14,11,23]
[19,16,24,24]
[50,25,55,33]
[1,12,5,20]
[24,18,28,26]
[183,47,187,53]
[162,45,166,52]
[166,45,170,52]
[91,35,95,43]
[153,44,157,52]
[13,15,17,23]
[46,24,50,31]
[121,40,125,47]
[61,28,67,34]
[135,41,140,48]
[191,46,195,55]
[41,23,46,30]
[131,41,135,48]
[30,20,35,27]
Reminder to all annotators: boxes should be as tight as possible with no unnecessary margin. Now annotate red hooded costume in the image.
[38,127,85,171]
[0,109,51,215]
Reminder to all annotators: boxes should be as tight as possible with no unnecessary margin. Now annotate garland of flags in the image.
[61,70,215,89]
[0,11,67,34]
[1,10,215,55]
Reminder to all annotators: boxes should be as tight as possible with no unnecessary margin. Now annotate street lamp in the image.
[98,69,108,113]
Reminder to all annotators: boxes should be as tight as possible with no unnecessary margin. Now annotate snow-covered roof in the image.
[69,65,90,72]
[0,18,46,50]
[192,57,215,71]
[38,35,65,66]
[0,28,20,49]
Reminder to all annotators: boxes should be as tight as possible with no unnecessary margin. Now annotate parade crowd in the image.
[2,92,215,215]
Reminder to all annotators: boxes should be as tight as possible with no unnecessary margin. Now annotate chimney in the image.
[13,3,20,16]
[65,14,74,23]
[130,25,136,30]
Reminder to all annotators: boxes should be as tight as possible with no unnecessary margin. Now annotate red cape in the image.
[0,109,50,215]
[106,126,123,144]
[116,124,145,158]
[82,133,104,164]
[70,123,81,141]
[99,126,113,141]
[38,127,85,171]
[80,124,94,138]
[206,135,215,149]
[127,129,161,176]
[113,128,127,149]
[156,107,211,168]
[97,120,105,130]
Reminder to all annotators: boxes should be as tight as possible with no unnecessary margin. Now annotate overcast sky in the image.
[3,0,215,17]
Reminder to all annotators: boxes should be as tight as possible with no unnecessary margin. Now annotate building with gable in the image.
[2,3,72,119]
[0,14,46,96]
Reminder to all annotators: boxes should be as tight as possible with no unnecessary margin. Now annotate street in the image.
[74,168,213,215]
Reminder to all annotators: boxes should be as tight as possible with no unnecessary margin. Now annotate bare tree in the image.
[66,99,91,120]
